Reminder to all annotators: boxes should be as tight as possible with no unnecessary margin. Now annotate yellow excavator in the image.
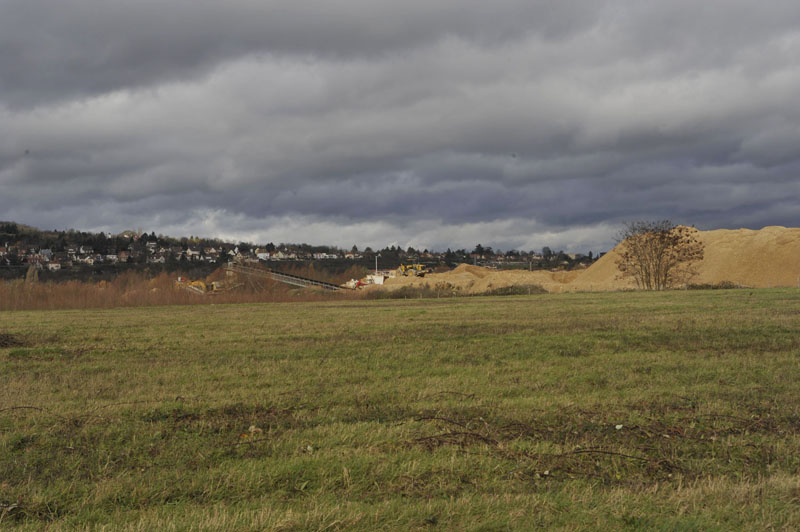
[397,263,431,277]
[175,277,226,295]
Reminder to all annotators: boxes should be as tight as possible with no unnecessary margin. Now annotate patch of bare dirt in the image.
[0,333,26,348]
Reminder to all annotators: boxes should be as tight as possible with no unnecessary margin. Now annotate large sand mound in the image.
[381,264,582,294]
[572,225,800,290]
[694,226,800,288]
[381,226,800,294]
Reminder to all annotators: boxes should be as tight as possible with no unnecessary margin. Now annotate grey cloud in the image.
[0,0,603,108]
[2,1,800,251]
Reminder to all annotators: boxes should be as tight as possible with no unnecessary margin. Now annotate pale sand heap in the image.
[380,226,800,293]
[380,263,583,294]
[574,226,800,290]
[693,226,800,288]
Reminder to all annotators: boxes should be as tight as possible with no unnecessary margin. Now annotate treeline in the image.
[0,222,349,257]
[1,221,598,283]
[0,262,220,283]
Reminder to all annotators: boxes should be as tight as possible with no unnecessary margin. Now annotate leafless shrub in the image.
[616,220,704,290]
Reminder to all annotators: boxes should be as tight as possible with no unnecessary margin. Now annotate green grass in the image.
[2,289,800,530]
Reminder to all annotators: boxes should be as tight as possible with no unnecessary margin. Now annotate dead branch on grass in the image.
[415,415,468,428]
[552,448,651,462]
[411,431,499,449]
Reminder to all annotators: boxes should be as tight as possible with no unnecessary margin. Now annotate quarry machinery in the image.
[174,277,227,295]
[397,263,431,277]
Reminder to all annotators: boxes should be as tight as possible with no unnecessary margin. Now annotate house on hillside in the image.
[203,248,220,261]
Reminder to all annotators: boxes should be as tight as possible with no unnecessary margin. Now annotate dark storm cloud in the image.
[0,0,598,108]
[2,0,800,251]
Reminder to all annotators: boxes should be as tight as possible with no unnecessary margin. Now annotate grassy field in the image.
[2,289,800,530]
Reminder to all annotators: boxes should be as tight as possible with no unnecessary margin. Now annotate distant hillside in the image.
[0,221,35,229]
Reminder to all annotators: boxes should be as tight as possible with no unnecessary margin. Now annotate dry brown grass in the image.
[0,269,360,311]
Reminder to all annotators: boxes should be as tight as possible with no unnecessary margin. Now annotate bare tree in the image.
[615,220,704,290]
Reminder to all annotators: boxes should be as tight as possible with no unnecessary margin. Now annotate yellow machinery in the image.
[175,277,226,295]
[189,280,207,292]
[397,264,430,277]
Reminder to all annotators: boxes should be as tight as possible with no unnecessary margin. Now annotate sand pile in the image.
[567,249,637,292]
[381,263,581,294]
[572,225,800,290]
[381,226,800,294]
[692,226,800,288]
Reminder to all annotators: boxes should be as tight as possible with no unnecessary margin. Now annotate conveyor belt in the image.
[226,264,346,291]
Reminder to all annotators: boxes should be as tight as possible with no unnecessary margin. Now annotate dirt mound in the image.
[568,249,636,292]
[692,226,800,288]
[382,266,576,294]
[572,225,800,290]
[451,264,491,278]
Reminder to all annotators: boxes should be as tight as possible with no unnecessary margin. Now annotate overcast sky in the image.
[2,1,799,252]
